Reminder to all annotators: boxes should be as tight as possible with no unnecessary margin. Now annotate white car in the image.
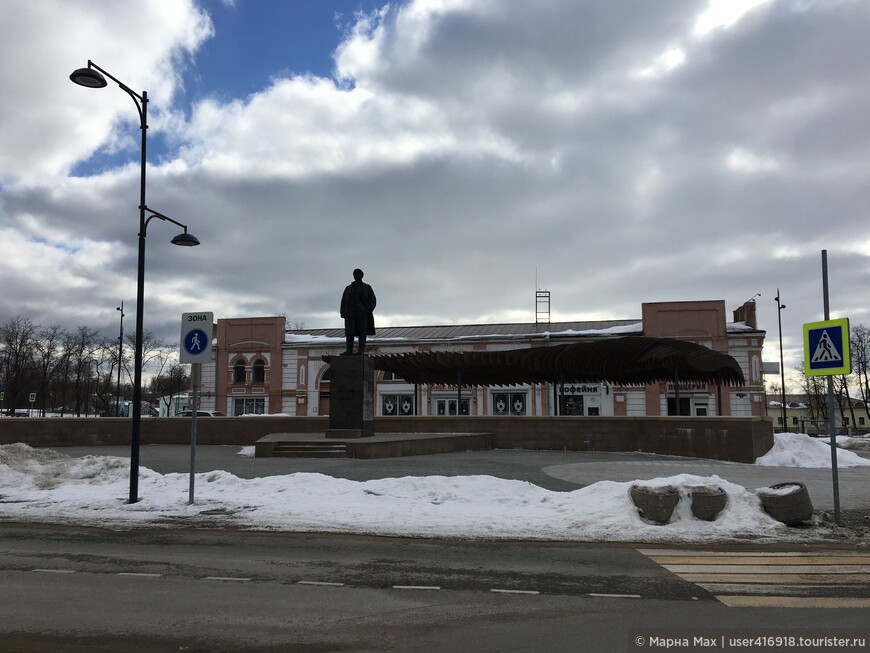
[175,410,224,417]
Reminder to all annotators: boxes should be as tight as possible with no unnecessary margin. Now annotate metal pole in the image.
[776,289,787,431]
[116,302,124,416]
[456,368,462,415]
[189,363,199,504]
[822,250,841,522]
[130,90,148,504]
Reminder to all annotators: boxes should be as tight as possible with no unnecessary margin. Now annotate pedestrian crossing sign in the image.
[803,318,851,376]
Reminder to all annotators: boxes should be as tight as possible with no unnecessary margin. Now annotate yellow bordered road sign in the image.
[804,318,851,376]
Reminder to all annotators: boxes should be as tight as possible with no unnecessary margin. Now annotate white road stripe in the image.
[718,596,870,609]
[298,580,345,587]
[588,593,641,599]
[117,572,162,578]
[33,568,76,574]
[638,549,870,558]
[204,576,251,582]
[392,585,440,590]
[662,564,867,574]
[637,548,870,609]
[491,589,540,595]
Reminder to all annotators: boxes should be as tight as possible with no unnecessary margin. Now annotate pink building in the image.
[198,299,766,419]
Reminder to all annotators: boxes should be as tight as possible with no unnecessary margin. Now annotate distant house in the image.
[766,393,869,434]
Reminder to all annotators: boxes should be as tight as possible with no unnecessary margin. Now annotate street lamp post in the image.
[116,302,124,416]
[71,60,200,503]
[775,289,787,432]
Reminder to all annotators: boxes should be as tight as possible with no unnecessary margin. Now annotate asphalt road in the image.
[2,524,869,652]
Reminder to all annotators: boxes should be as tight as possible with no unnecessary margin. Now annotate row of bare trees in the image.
[787,323,870,428]
[0,316,189,417]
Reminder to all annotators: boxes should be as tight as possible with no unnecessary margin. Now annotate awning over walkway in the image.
[357,337,745,387]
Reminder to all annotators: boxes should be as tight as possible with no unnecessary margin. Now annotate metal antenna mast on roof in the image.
[535,267,551,327]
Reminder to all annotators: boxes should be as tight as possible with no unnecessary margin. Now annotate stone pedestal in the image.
[327,355,374,438]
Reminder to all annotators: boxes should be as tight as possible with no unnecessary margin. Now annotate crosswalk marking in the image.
[637,549,870,608]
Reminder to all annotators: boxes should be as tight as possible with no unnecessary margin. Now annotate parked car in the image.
[175,410,224,417]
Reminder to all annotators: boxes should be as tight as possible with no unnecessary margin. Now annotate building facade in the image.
[197,299,767,419]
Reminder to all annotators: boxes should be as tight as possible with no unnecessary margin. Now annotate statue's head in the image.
[353,268,364,281]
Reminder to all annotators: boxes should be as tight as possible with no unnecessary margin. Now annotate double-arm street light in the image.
[70,60,200,503]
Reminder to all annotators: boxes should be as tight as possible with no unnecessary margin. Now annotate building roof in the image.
[290,320,643,343]
[288,319,760,346]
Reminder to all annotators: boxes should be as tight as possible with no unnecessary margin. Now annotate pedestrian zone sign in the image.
[180,312,213,364]
[803,318,851,376]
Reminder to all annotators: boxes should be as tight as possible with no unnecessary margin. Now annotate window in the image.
[382,393,414,416]
[232,360,246,384]
[252,359,266,384]
[382,371,405,381]
[233,397,265,415]
[493,392,526,416]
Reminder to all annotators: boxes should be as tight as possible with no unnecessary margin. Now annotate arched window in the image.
[252,359,266,384]
[232,360,246,384]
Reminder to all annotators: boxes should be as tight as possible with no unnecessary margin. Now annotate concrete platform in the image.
[256,432,494,459]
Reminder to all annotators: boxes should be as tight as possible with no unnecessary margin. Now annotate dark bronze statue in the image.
[340,268,376,355]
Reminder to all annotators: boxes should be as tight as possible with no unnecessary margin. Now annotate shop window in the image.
[436,397,469,415]
[232,360,246,384]
[382,393,414,416]
[560,395,584,415]
[667,397,691,416]
[252,359,266,383]
[493,392,526,416]
[233,397,265,415]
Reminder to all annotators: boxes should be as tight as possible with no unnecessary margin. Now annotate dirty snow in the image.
[2,432,863,542]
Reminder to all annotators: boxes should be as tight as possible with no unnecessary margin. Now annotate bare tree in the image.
[0,316,37,414]
[33,325,67,416]
[150,363,189,415]
[851,324,870,406]
[65,326,100,416]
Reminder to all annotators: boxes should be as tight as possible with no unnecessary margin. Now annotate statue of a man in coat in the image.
[340,268,376,355]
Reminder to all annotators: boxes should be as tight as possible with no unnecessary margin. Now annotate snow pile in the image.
[755,433,870,468]
[0,443,810,542]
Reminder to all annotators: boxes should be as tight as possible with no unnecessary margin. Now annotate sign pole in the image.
[179,311,213,506]
[189,363,199,505]
[821,250,841,522]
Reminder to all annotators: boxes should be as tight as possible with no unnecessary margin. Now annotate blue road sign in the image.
[804,318,850,376]
[180,312,213,364]
[184,329,208,356]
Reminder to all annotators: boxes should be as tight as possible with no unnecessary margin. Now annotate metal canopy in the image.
[357,337,746,387]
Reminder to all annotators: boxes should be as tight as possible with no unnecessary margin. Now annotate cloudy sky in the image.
[1,0,868,389]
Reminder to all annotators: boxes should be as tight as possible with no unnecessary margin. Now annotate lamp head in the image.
[70,66,107,88]
[171,231,200,247]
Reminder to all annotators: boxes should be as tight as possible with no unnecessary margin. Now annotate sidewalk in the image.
[56,444,870,511]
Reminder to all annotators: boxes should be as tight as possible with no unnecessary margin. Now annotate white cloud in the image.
[725,147,781,173]
[0,0,213,184]
[693,0,772,37]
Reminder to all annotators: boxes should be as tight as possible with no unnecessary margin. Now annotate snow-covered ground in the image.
[0,434,867,543]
